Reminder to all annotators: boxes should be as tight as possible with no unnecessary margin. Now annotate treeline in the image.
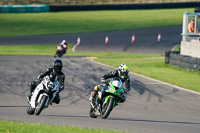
[2,0,200,5]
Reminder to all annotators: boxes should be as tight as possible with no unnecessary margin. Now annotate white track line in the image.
[72,44,78,52]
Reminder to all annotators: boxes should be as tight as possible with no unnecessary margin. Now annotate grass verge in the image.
[0,44,199,93]
[172,44,180,51]
[0,8,193,37]
[0,120,130,133]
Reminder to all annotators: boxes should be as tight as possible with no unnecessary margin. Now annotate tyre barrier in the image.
[50,2,200,12]
[1,2,200,13]
[165,51,200,71]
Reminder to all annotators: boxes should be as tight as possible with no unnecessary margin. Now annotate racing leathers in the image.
[102,70,130,92]
[28,68,65,104]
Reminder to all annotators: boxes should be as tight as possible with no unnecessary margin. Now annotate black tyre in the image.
[89,107,98,118]
[34,95,48,115]
[26,104,34,115]
[101,97,114,119]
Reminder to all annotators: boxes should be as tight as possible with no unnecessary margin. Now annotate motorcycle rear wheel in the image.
[34,95,48,115]
[101,97,114,119]
[56,51,63,58]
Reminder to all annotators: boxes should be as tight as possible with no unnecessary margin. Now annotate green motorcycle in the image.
[89,78,125,119]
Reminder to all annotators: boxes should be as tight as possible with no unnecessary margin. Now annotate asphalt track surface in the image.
[1,27,200,133]
[0,26,182,54]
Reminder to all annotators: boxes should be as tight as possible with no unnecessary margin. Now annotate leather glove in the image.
[37,75,42,81]
[59,87,64,93]
[47,82,53,89]
[100,78,106,83]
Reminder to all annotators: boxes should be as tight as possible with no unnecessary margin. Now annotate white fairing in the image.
[112,79,122,88]
[29,75,59,109]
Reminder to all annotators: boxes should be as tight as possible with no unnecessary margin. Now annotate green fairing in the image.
[104,95,113,104]
[108,82,123,98]
[116,88,123,98]
[103,82,123,105]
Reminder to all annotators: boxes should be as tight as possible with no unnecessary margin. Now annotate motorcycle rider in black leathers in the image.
[27,59,65,104]
[54,40,68,58]
[89,64,130,105]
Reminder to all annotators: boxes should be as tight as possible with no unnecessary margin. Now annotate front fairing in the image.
[116,87,124,97]
[44,76,59,93]
[107,82,123,98]
[101,86,124,108]
[30,82,44,108]
[46,79,59,104]
[50,80,59,92]
[30,76,59,108]
[98,83,124,100]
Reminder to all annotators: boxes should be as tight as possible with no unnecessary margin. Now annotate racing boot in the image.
[27,92,32,102]
[89,91,96,108]
[27,81,36,102]
[89,85,100,107]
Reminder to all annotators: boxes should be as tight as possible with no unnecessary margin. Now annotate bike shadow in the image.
[44,114,89,119]
[0,105,27,108]
[130,79,179,103]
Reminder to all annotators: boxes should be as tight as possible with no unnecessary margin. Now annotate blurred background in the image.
[2,0,200,5]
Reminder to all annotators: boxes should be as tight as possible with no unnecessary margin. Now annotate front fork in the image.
[48,91,58,104]
[38,93,49,108]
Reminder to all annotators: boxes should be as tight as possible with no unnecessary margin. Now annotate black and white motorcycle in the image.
[26,75,59,115]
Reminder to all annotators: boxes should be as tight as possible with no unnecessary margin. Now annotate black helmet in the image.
[53,59,63,73]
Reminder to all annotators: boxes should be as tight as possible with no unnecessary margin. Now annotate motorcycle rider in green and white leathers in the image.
[89,64,130,105]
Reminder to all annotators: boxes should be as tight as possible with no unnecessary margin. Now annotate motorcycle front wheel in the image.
[89,107,98,118]
[34,95,48,115]
[101,97,114,119]
[26,104,34,115]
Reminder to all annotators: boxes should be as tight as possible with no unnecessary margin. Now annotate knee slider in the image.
[29,81,36,92]
[120,96,126,103]
[94,86,98,90]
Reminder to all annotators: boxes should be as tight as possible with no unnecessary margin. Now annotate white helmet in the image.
[61,40,66,44]
[118,64,129,78]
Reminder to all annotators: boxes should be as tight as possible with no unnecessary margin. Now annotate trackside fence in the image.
[49,2,200,12]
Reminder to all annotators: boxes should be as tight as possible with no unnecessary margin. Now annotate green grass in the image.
[172,44,180,52]
[0,44,200,93]
[0,44,57,55]
[0,8,193,37]
[96,56,200,93]
[0,120,130,133]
